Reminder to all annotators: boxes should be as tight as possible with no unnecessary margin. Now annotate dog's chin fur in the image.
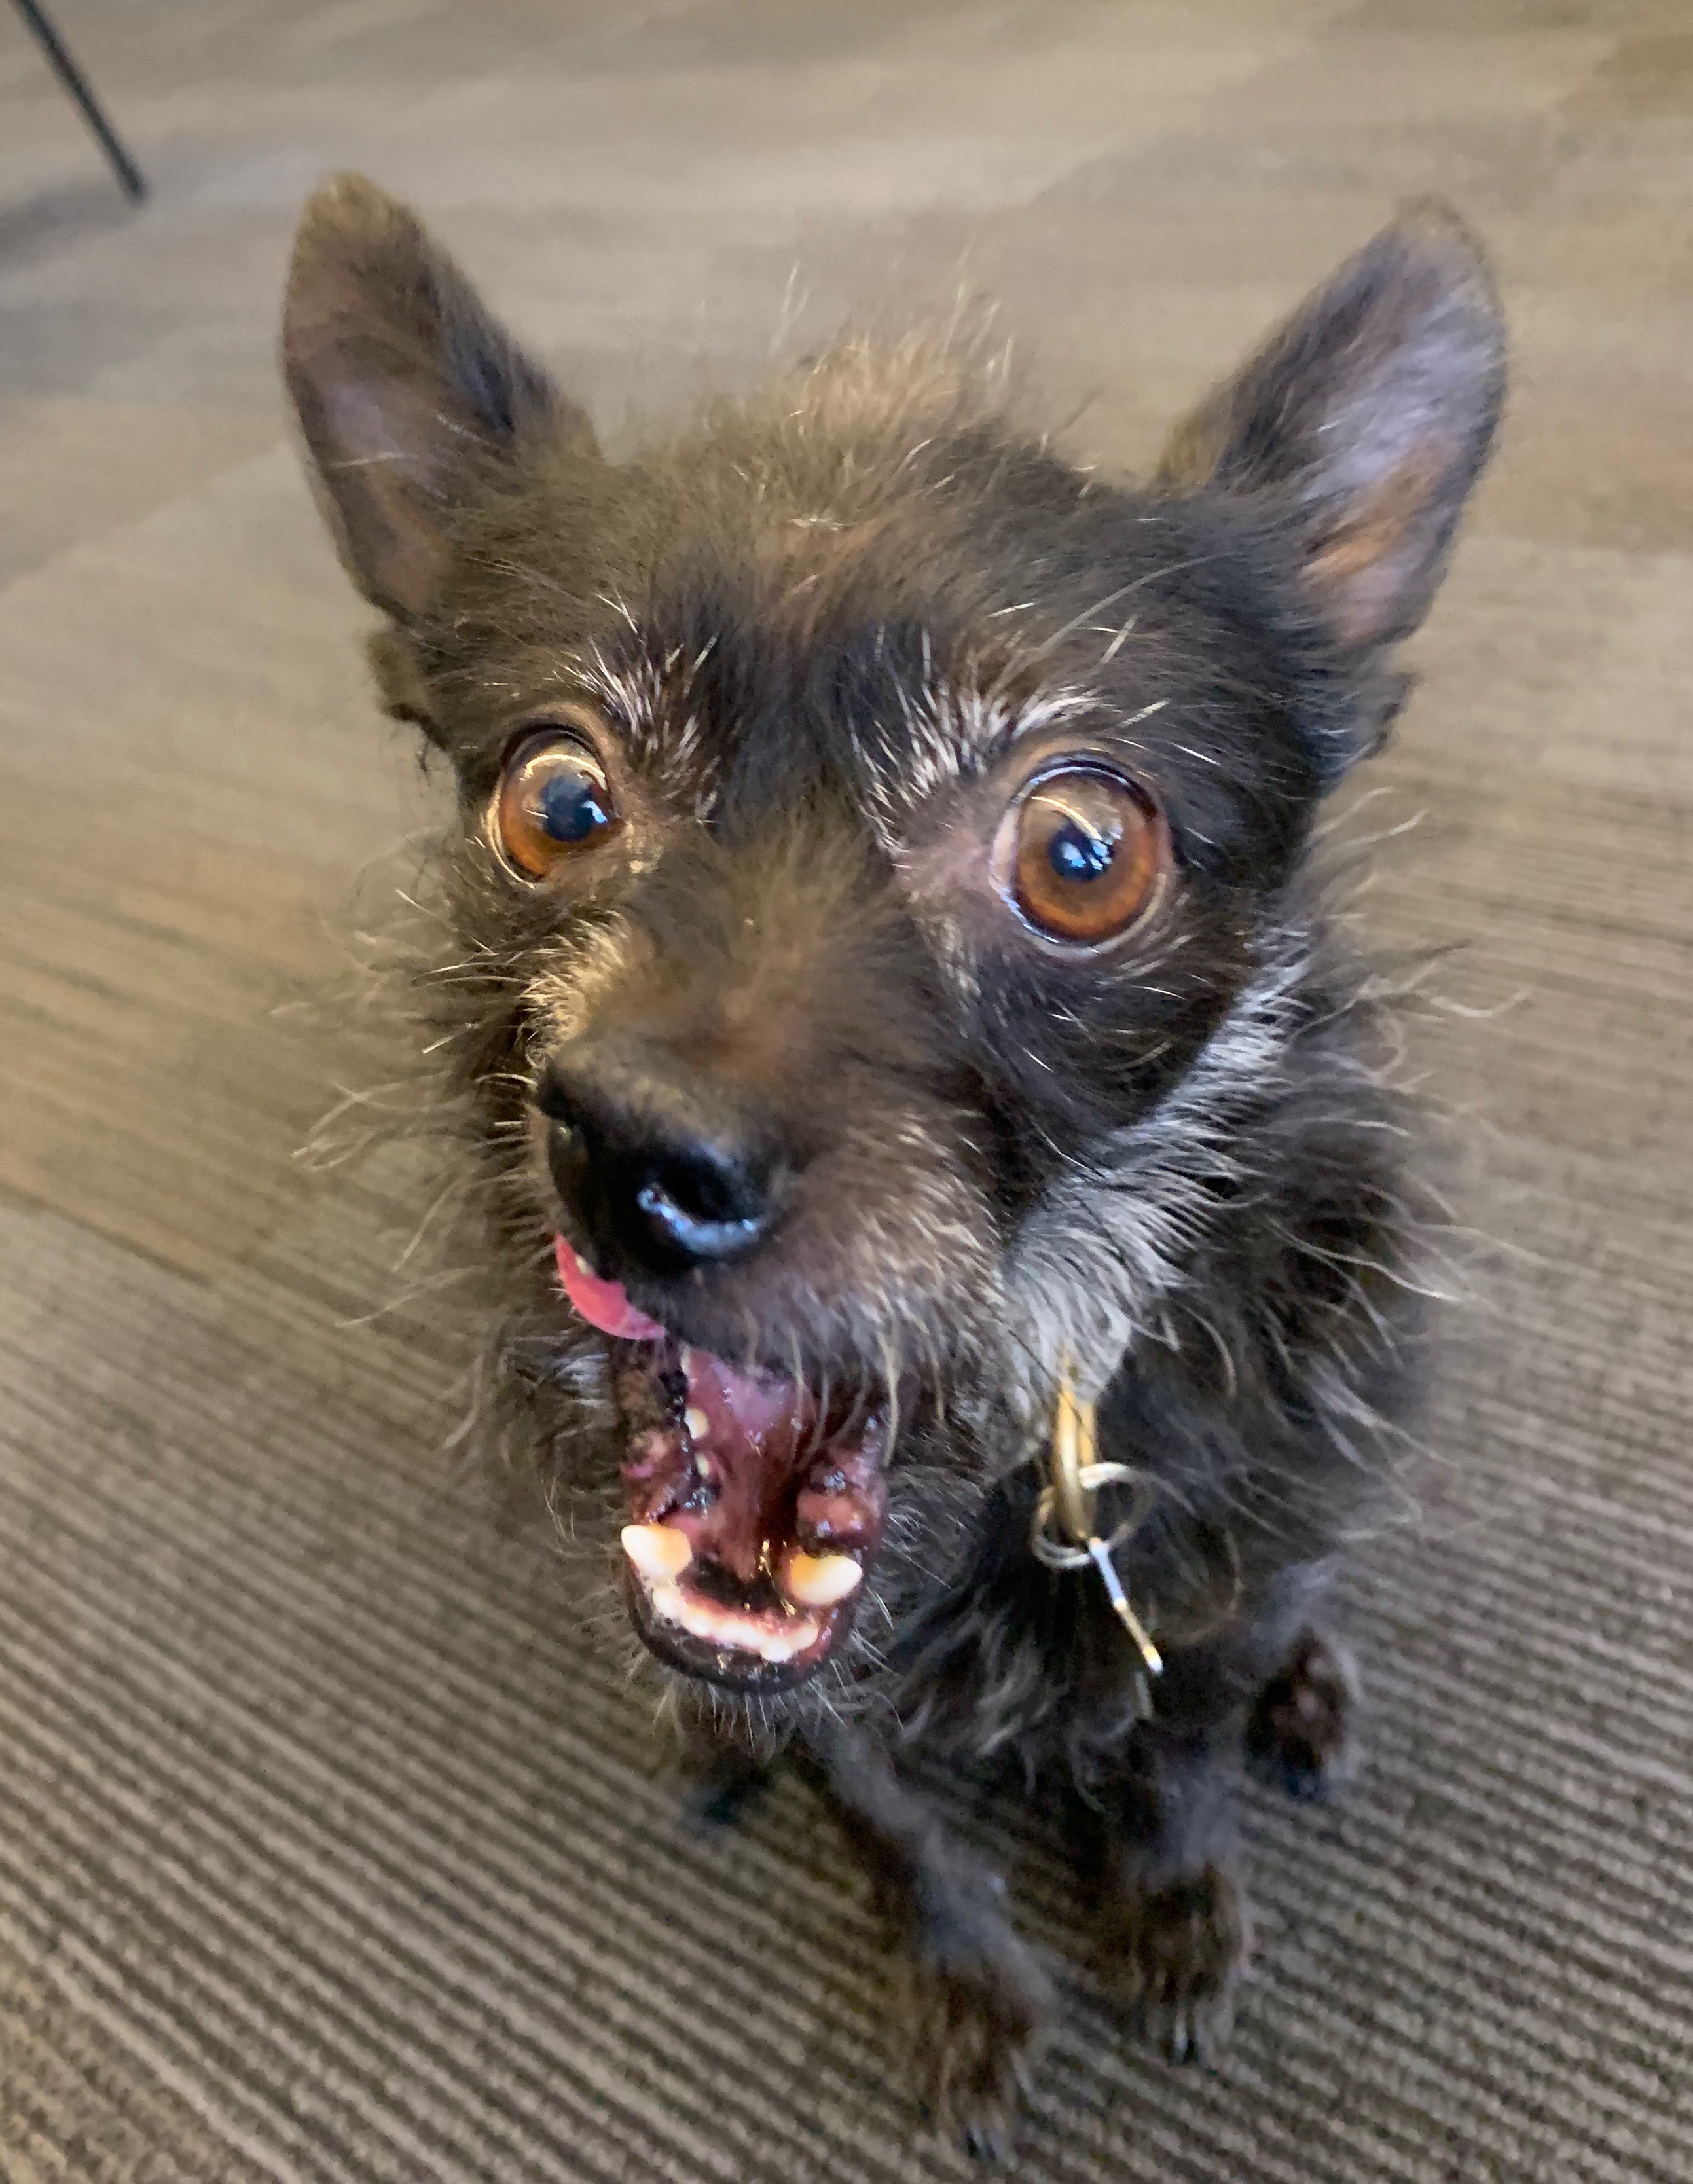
[284,173,1502,2153]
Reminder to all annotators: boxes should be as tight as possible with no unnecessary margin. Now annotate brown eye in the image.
[494,731,619,879]
[994,765,1168,946]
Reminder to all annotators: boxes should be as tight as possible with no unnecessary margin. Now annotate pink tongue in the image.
[553,1237,805,1449]
[554,1237,666,1341]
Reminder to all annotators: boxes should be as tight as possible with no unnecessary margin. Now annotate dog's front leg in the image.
[1082,1714,1251,2064]
[803,1719,1051,2162]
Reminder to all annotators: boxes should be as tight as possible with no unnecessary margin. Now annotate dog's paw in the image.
[679,1743,771,1830]
[675,1717,771,1830]
[1247,1629,1356,1799]
[1106,1863,1249,2064]
[903,1899,1051,2163]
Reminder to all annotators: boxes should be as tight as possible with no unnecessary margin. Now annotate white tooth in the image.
[621,1523,693,1583]
[642,1563,818,1663]
[701,1605,746,1650]
[683,1406,710,1444]
[676,1592,718,1644]
[680,1346,696,1374]
[759,1621,819,1664]
[781,1550,864,1608]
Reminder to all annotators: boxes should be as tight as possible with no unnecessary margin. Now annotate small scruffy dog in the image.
[283,177,1502,2157]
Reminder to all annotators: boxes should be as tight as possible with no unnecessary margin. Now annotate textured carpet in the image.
[1,4,1689,2181]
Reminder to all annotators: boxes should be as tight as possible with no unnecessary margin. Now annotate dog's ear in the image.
[1158,202,1504,659]
[282,173,596,625]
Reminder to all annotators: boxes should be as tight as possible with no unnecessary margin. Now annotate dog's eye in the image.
[494,731,619,879]
[994,765,1167,946]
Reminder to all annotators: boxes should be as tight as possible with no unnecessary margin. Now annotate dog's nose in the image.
[536,1041,786,1278]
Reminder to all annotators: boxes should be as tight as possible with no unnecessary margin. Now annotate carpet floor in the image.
[1,3,1688,2180]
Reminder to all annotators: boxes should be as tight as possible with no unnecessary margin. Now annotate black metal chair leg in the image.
[11,0,147,202]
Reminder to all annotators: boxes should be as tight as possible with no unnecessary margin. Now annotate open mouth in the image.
[555,1238,888,1692]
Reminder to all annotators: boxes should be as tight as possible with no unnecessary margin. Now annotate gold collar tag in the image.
[1030,1365,1164,1686]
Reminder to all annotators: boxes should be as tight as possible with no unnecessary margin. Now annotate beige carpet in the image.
[1,4,1690,2179]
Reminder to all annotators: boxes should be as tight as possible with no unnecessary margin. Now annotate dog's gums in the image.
[556,1237,886,1687]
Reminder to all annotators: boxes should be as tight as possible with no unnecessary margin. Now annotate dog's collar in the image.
[1029,1361,1165,1688]
[1028,1361,1246,1696]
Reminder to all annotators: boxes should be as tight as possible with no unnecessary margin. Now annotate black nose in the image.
[536,1040,786,1278]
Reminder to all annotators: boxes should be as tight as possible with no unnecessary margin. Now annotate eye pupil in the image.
[1049,817,1116,883]
[537,770,610,844]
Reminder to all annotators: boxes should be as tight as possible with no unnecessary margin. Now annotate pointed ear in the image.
[282,173,596,623]
[1158,202,1504,657]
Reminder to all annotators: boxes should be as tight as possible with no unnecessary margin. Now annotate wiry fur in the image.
[283,175,1504,2160]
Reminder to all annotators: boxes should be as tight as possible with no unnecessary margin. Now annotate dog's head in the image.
[283,179,1501,1703]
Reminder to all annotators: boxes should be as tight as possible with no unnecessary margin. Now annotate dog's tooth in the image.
[758,1620,818,1665]
[682,1593,740,1648]
[621,1523,693,1583]
[642,1562,819,1662]
[683,1406,710,1444]
[673,1590,714,1641]
[780,1550,863,1608]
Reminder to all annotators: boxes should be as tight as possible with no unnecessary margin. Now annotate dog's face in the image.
[284,180,1501,1701]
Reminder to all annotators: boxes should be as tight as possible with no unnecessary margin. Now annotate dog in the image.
[282,176,1503,2157]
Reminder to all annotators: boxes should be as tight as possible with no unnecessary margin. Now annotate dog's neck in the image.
[1003,919,1320,1425]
